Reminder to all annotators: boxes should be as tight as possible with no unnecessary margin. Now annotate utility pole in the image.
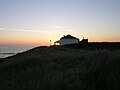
[50,40,52,46]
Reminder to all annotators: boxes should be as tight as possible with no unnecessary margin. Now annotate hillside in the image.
[0,46,120,90]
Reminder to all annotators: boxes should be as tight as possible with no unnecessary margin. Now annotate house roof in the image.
[60,34,79,40]
[54,40,60,43]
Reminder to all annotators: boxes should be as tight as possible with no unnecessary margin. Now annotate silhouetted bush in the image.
[0,47,120,90]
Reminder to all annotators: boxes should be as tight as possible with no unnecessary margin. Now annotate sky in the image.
[0,0,120,45]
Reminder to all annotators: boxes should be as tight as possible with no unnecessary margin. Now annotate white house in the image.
[54,34,79,46]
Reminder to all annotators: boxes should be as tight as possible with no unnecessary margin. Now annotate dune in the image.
[0,46,120,90]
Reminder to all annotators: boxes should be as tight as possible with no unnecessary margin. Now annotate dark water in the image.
[0,45,36,58]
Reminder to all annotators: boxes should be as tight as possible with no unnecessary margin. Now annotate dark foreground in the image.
[0,46,120,90]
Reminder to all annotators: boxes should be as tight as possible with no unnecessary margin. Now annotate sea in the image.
[0,45,36,58]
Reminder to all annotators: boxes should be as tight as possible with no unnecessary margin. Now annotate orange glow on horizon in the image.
[0,37,120,46]
[0,35,50,46]
[0,28,120,46]
[0,33,120,46]
[0,29,51,46]
[0,40,49,46]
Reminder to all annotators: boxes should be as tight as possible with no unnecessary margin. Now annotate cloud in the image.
[51,26,82,35]
[0,26,84,38]
[0,27,49,33]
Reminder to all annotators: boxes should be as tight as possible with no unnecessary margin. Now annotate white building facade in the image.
[59,38,79,45]
[54,35,79,46]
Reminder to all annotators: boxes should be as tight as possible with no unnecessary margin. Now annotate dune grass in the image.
[0,46,120,90]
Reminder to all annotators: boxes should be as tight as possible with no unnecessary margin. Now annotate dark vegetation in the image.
[63,42,120,50]
[0,45,120,90]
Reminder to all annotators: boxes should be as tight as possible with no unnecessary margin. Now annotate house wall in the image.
[60,39,79,45]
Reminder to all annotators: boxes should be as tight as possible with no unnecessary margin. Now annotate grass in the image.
[0,46,120,90]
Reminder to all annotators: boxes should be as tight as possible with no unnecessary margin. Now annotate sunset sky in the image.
[0,0,120,46]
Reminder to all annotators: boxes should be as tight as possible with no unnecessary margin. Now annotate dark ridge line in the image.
[0,53,15,54]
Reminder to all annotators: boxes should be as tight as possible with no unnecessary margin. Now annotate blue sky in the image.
[0,0,120,45]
